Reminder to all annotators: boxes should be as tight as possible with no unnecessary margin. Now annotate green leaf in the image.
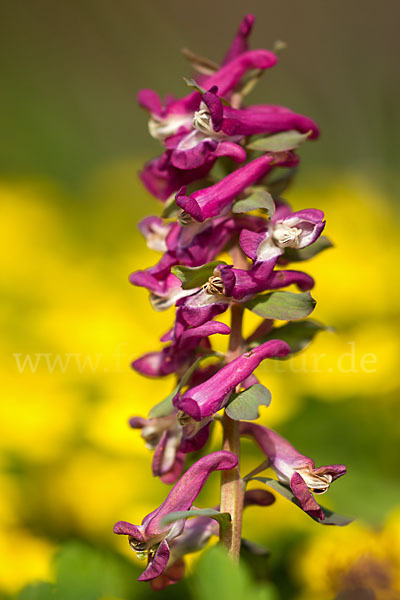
[17,583,55,600]
[232,189,275,216]
[245,291,316,321]
[251,319,329,355]
[161,508,231,530]
[193,545,278,600]
[171,261,227,290]
[252,477,354,526]
[226,384,271,420]
[149,355,221,418]
[247,130,312,153]
[283,236,333,262]
[54,542,138,600]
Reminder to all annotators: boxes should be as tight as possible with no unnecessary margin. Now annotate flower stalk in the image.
[220,303,246,559]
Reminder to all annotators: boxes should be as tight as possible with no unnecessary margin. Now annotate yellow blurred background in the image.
[1,2,400,599]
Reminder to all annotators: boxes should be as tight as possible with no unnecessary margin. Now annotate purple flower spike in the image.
[240,208,325,263]
[113,451,238,582]
[174,340,290,420]
[176,155,275,222]
[240,422,346,520]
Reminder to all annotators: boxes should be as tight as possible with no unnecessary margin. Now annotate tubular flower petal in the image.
[176,154,276,222]
[202,87,319,139]
[174,340,290,420]
[113,451,238,581]
[222,14,255,65]
[240,422,346,520]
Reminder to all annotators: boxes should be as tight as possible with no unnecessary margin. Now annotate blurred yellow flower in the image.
[294,510,400,599]
[0,527,55,594]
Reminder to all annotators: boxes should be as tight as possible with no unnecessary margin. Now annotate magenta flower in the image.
[176,154,292,222]
[220,13,255,63]
[129,266,193,311]
[130,410,215,484]
[217,262,315,301]
[240,205,325,263]
[174,340,290,420]
[164,126,246,171]
[200,86,319,139]
[129,414,185,484]
[138,216,175,252]
[132,320,230,377]
[139,151,217,202]
[240,422,346,520]
[113,451,238,581]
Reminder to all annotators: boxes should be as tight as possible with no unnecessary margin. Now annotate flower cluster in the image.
[114,15,348,589]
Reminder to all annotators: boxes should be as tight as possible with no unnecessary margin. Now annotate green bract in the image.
[245,291,316,321]
[226,384,271,420]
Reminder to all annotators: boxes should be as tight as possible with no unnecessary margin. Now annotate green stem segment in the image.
[219,302,246,560]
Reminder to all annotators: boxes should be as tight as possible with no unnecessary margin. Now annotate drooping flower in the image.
[149,488,275,590]
[240,422,346,520]
[113,451,238,581]
[174,340,290,420]
[240,205,325,264]
[129,414,185,484]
